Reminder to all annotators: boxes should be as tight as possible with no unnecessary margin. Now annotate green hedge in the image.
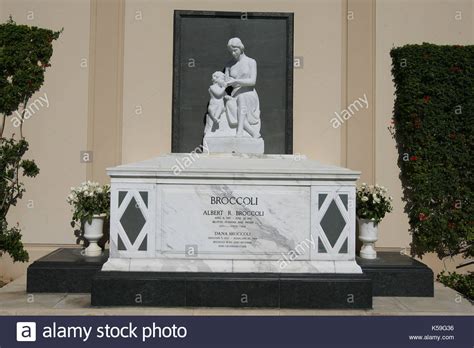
[390,43,473,259]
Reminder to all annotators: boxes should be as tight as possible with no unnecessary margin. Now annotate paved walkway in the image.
[0,276,472,316]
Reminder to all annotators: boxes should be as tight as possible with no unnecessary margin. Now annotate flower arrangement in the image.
[356,183,393,223]
[67,181,110,224]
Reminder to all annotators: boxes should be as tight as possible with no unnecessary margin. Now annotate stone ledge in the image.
[27,248,109,293]
[357,252,434,297]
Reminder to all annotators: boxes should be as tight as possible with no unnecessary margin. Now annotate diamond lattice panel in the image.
[120,196,146,245]
[320,199,346,248]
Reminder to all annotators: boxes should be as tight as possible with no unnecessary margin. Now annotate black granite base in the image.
[357,252,434,297]
[27,248,434,302]
[91,271,372,309]
[27,248,109,293]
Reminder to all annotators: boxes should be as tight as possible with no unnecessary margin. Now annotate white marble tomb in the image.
[102,153,362,274]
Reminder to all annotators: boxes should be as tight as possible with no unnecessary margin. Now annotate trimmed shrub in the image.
[390,43,473,259]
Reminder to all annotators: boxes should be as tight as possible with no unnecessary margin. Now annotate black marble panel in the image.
[357,252,434,297]
[280,274,372,309]
[91,272,186,307]
[92,272,372,309]
[321,200,346,247]
[27,248,109,293]
[186,276,280,308]
[120,197,146,245]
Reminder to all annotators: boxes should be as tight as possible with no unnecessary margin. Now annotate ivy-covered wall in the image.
[390,43,473,259]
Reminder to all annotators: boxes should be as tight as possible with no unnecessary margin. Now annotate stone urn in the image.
[83,214,106,257]
[358,218,378,259]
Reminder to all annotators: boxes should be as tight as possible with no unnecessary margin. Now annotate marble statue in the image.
[203,38,264,153]
[204,71,227,134]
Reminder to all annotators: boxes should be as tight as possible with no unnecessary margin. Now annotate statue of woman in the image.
[224,38,261,138]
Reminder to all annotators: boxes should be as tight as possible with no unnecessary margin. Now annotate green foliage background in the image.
[437,271,473,301]
[390,43,473,260]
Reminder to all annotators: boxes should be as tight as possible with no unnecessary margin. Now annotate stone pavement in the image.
[0,275,472,316]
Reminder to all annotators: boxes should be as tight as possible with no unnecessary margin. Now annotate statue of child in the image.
[204,71,227,134]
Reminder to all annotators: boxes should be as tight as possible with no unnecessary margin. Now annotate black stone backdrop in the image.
[172,11,294,154]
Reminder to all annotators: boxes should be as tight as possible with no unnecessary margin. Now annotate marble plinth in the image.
[203,136,264,154]
[103,153,362,274]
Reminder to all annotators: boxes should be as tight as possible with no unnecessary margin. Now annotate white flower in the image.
[372,193,380,202]
[361,196,369,202]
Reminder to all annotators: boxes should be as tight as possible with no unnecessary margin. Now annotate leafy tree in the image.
[0,17,61,262]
